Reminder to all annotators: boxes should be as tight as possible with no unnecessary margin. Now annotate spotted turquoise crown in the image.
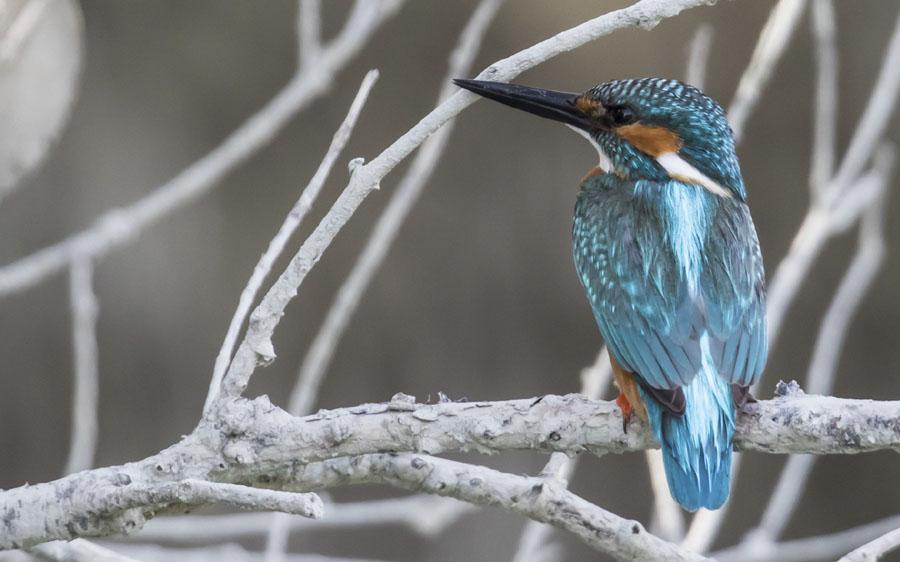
[586,78,746,200]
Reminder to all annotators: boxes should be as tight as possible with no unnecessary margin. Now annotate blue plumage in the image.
[572,79,767,510]
[454,76,768,511]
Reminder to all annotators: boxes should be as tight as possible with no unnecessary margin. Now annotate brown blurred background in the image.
[1,1,899,560]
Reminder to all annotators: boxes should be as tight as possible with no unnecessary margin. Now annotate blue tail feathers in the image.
[641,350,735,511]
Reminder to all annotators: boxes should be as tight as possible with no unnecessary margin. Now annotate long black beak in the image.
[453,79,594,131]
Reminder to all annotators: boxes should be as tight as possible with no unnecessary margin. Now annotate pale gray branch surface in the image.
[2,389,898,550]
[283,453,708,562]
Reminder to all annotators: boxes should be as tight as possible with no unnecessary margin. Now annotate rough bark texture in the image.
[2,387,897,550]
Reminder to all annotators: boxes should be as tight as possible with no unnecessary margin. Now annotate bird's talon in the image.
[616,392,634,433]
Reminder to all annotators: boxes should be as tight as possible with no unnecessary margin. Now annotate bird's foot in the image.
[616,392,633,433]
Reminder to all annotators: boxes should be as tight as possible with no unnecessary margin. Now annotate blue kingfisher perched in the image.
[454,77,767,511]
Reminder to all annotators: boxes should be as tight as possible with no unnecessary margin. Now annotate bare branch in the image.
[289,0,504,425]
[728,0,806,141]
[740,151,892,551]
[0,1,403,298]
[767,10,900,342]
[511,350,611,562]
[286,453,709,562]
[2,390,898,549]
[264,3,503,558]
[204,69,380,414]
[296,0,321,68]
[685,24,713,89]
[828,7,900,199]
[809,0,838,199]
[837,527,900,562]
[127,496,472,542]
[64,256,100,475]
[30,539,142,562]
[103,543,394,562]
[714,514,900,562]
[217,0,720,409]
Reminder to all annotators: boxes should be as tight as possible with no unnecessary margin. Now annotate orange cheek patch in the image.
[616,123,683,156]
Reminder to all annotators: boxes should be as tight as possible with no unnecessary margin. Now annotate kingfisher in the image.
[454,77,767,511]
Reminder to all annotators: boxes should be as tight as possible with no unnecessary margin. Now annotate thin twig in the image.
[713,514,900,562]
[809,0,837,200]
[297,0,321,68]
[0,0,403,298]
[64,256,100,475]
[827,7,900,200]
[204,70,380,415]
[728,0,806,142]
[685,24,713,89]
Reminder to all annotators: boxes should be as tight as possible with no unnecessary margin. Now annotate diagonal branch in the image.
[292,453,710,562]
[216,0,721,410]
[0,0,403,298]
[204,69,380,414]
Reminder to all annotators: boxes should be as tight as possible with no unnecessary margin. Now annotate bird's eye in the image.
[607,105,636,126]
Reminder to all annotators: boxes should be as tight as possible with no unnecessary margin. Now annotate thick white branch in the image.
[511,350,611,562]
[2,390,897,550]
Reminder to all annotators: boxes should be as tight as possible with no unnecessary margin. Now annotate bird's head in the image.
[454,77,745,200]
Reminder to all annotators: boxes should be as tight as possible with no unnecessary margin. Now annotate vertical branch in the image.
[510,350,612,562]
[296,0,321,68]
[63,256,100,475]
[685,24,713,88]
[809,0,838,201]
[204,70,380,414]
[727,0,806,142]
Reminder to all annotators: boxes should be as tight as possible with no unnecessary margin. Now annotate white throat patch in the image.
[566,125,612,173]
[655,152,732,198]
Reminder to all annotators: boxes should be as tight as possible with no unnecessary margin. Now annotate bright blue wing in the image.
[701,199,768,386]
[573,175,767,390]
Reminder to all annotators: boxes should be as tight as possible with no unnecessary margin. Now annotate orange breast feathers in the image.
[615,123,683,157]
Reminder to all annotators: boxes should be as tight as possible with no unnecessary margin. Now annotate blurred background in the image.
[1,1,899,560]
